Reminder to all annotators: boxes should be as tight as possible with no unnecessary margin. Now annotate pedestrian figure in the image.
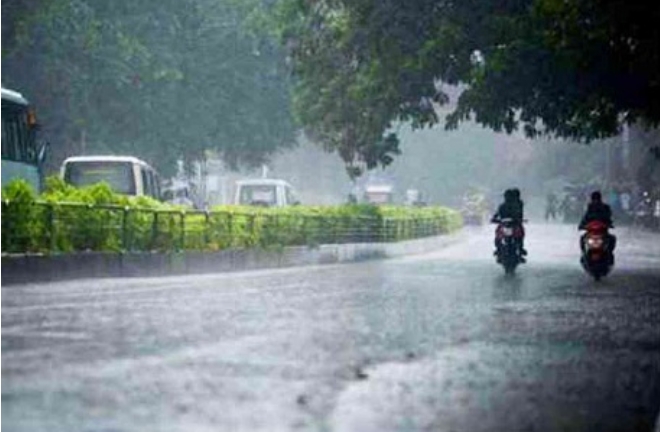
[545,192,558,221]
[620,188,632,223]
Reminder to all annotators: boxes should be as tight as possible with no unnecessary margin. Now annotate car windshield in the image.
[366,192,391,204]
[239,184,277,206]
[64,161,135,195]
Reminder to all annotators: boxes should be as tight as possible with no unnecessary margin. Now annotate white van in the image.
[234,179,299,207]
[61,155,161,199]
[364,184,394,205]
[162,178,197,208]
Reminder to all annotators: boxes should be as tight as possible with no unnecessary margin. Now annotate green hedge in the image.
[1,178,462,254]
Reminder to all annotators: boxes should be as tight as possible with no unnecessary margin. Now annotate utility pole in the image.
[80,129,86,154]
[605,140,612,186]
[621,123,630,178]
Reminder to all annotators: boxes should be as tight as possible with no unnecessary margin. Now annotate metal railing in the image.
[1,200,453,254]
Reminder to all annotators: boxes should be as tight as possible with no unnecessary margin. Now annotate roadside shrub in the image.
[1,180,43,253]
[2,177,462,254]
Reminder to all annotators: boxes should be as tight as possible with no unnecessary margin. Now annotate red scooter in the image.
[580,220,613,281]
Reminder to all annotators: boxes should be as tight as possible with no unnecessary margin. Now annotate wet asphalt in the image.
[2,223,660,432]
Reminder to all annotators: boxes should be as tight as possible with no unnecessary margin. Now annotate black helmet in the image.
[504,189,514,201]
[591,191,602,201]
[511,188,521,199]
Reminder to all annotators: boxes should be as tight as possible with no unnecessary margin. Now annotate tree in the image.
[276,0,660,176]
[2,0,296,176]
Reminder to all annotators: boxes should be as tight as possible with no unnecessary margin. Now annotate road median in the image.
[1,231,464,285]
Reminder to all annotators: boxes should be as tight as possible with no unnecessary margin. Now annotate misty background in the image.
[3,0,658,211]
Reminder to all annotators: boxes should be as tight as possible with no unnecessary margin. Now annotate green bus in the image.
[1,87,48,192]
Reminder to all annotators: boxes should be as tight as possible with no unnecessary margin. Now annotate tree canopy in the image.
[2,0,295,176]
[276,0,660,176]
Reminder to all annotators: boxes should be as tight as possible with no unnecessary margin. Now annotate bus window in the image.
[150,171,161,200]
[64,161,136,195]
[148,170,156,199]
[146,169,159,199]
[239,184,277,206]
[1,112,26,162]
[153,173,161,200]
[1,116,11,160]
[141,167,150,197]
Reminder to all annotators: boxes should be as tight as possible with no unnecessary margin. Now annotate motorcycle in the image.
[580,220,613,281]
[461,203,486,226]
[633,193,655,230]
[493,218,525,275]
[460,193,487,226]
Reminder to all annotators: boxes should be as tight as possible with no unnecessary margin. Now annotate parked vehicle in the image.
[162,179,197,208]
[234,178,299,207]
[580,220,614,281]
[364,184,394,205]
[493,217,526,275]
[61,155,161,199]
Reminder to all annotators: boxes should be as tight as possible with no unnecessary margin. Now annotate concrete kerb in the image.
[1,230,465,285]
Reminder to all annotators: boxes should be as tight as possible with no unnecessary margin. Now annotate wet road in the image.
[2,223,660,432]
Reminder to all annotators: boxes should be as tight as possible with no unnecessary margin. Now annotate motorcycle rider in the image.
[491,188,527,262]
[579,191,616,264]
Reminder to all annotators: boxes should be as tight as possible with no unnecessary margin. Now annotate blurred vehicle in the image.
[1,87,49,192]
[633,191,655,230]
[162,179,196,208]
[364,184,394,205]
[234,178,299,207]
[559,192,583,223]
[61,155,161,199]
[405,189,427,207]
[460,189,488,225]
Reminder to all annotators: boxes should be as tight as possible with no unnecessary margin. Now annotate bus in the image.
[1,87,48,192]
[61,155,162,200]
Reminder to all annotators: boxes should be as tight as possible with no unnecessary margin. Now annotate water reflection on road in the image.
[2,223,659,432]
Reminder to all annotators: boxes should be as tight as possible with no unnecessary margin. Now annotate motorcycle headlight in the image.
[502,227,514,236]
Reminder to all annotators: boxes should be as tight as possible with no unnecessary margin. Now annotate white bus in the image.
[61,155,162,199]
[1,87,48,191]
